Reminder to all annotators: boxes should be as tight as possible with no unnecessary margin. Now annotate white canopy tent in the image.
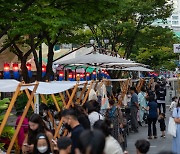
[0,80,86,94]
[54,53,132,65]
[121,66,153,72]
[54,46,94,62]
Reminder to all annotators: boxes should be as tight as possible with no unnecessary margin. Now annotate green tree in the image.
[87,0,174,58]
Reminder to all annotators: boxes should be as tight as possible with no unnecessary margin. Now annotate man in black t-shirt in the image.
[61,109,84,154]
[156,82,166,114]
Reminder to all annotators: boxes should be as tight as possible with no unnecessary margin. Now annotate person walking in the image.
[61,109,84,154]
[158,113,166,138]
[106,100,126,150]
[156,82,166,115]
[138,86,148,126]
[172,99,180,153]
[169,96,178,114]
[146,95,159,139]
[130,86,139,133]
[93,119,124,154]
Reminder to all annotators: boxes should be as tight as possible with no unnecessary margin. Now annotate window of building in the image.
[172,16,179,20]
[172,21,179,25]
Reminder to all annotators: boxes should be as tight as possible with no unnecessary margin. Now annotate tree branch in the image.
[12,43,23,59]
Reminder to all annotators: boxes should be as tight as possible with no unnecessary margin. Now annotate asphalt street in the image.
[126,108,172,154]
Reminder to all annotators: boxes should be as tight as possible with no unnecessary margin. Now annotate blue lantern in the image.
[13,63,20,80]
[91,70,96,80]
[3,63,11,79]
[86,72,90,81]
[59,71,64,81]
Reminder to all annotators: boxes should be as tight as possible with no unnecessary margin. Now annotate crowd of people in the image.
[10,79,180,154]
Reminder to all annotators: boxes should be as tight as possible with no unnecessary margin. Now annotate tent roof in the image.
[0,80,86,94]
[54,46,94,62]
[54,53,131,65]
[121,66,153,72]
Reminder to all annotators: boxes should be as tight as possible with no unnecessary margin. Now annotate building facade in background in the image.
[152,0,180,37]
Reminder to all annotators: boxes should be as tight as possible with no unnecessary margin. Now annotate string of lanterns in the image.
[3,62,110,81]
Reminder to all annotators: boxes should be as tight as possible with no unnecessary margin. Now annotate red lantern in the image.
[42,65,46,72]
[80,73,84,78]
[93,70,96,75]
[13,63,19,71]
[86,72,90,77]
[68,72,73,79]
[4,63,10,72]
[26,63,31,71]
[59,71,64,77]
[76,73,80,78]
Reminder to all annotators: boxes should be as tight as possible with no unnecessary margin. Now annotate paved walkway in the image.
[126,108,172,154]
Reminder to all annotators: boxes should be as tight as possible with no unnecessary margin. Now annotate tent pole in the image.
[82,81,94,105]
[59,92,67,107]
[25,89,35,110]
[51,94,61,112]
[0,83,22,136]
[54,84,79,138]
[76,82,88,104]
[7,82,39,153]
[40,94,58,137]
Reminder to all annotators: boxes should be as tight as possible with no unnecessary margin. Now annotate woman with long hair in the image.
[172,98,180,153]
[106,99,126,150]
[33,133,52,154]
[22,114,53,153]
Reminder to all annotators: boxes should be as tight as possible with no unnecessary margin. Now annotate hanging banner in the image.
[34,93,39,114]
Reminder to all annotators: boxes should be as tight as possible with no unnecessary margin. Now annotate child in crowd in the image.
[169,96,178,113]
[158,113,166,138]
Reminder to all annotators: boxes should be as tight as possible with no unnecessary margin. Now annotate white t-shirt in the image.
[88,111,104,127]
[104,135,124,154]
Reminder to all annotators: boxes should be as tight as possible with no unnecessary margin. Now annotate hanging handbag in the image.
[168,117,177,137]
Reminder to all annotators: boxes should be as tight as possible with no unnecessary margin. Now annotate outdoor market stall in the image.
[0,79,93,153]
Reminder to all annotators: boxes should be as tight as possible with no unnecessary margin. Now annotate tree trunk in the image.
[38,45,42,80]
[21,57,29,83]
[45,43,54,81]
[33,49,41,81]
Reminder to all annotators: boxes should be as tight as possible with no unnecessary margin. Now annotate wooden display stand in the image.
[0,82,39,153]
[118,79,131,106]
[136,78,145,93]
[0,80,94,153]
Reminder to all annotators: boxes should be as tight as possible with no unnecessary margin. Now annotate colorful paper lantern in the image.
[26,63,32,78]
[80,73,84,81]
[86,72,90,81]
[59,71,64,81]
[92,70,96,80]
[13,63,19,80]
[3,63,10,79]
[42,65,46,77]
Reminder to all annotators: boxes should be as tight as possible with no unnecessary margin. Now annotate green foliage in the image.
[134,47,177,70]
[1,126,15,138]
[0,0,179,75]
[0,97,15,151]
[0,98,10,114]
[15,93,33,117]
[46,95,63,109]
